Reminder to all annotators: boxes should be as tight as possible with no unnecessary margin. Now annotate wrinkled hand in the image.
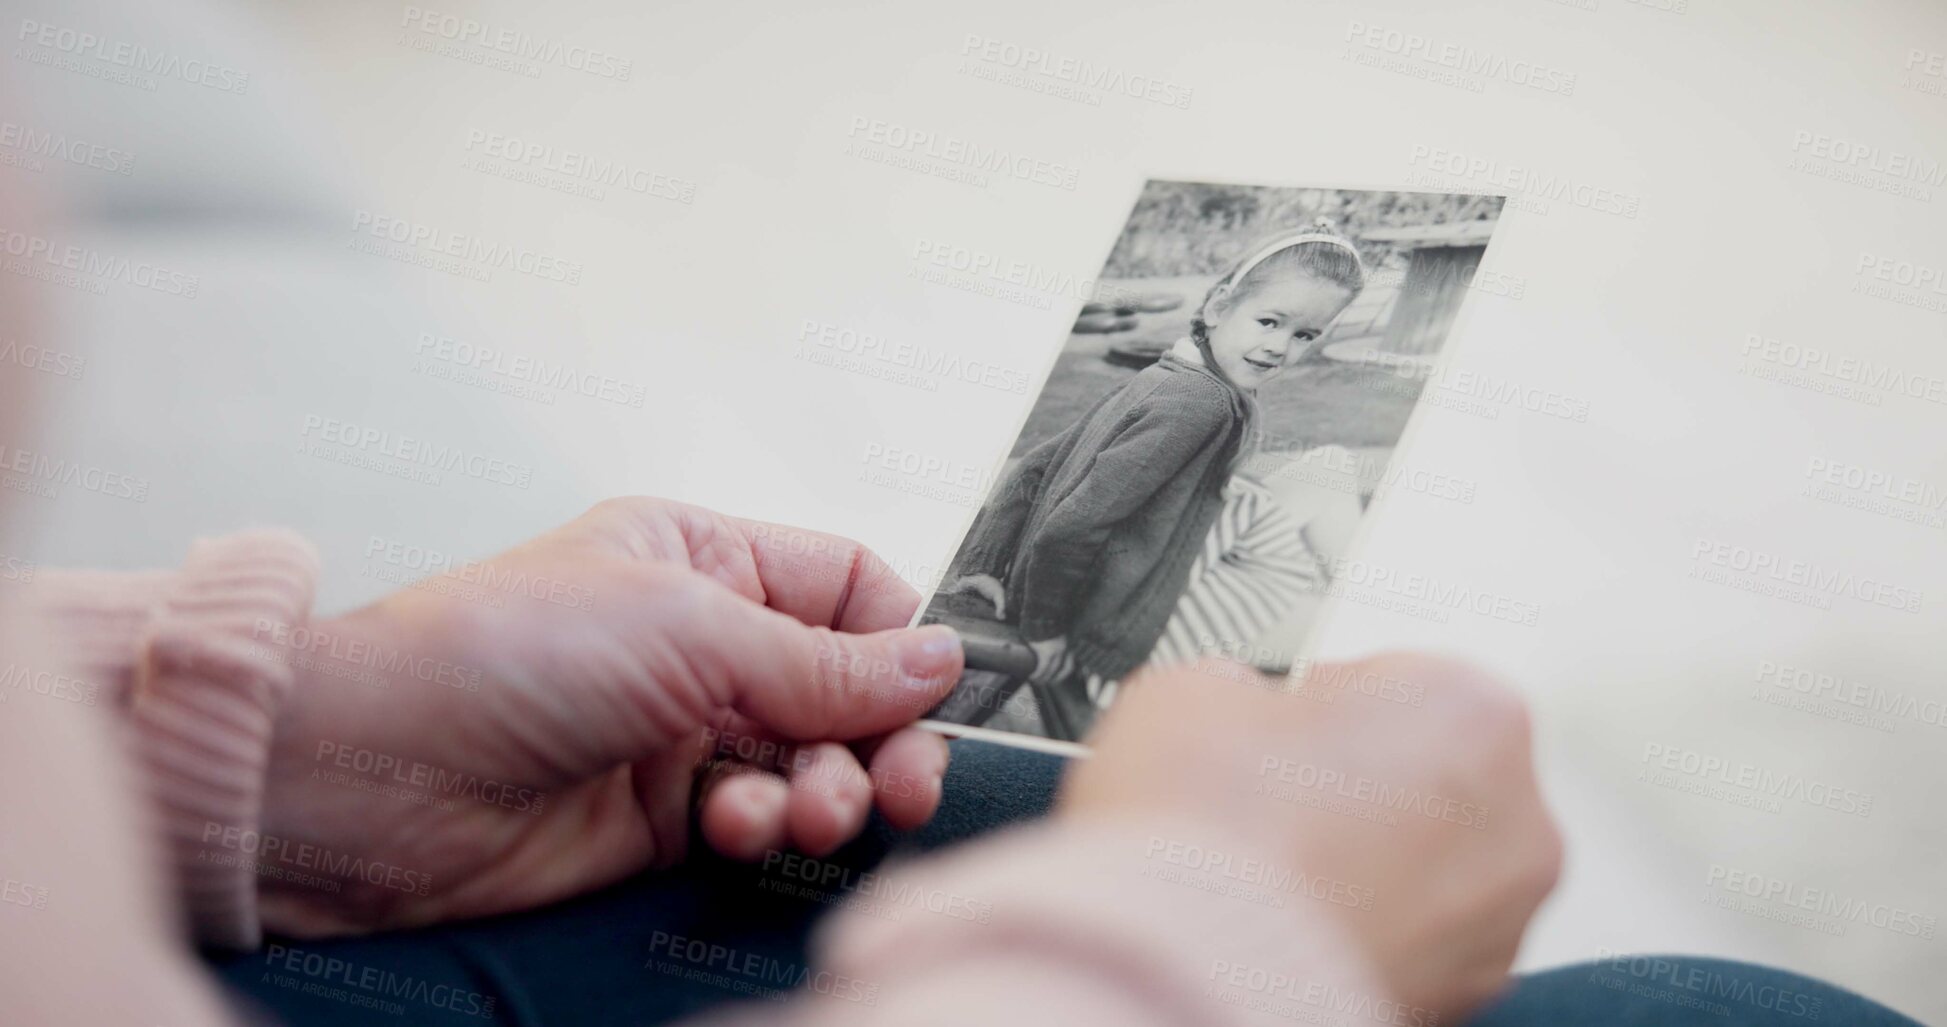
[254,498,963,937]
[1062,654,1562,1020]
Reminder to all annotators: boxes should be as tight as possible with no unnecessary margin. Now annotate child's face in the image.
[1203,276,1354,390]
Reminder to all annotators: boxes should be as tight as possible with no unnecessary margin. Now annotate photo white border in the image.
[911,174,1523,754]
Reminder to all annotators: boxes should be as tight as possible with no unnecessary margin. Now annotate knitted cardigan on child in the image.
[953,355,1251,681]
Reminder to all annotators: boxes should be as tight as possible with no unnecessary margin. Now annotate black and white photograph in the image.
[920,181,1508,747]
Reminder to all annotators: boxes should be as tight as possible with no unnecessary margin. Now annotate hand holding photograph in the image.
[917,180,1508,749]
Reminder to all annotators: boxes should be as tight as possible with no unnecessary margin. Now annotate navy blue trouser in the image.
[208,741,1920,1027]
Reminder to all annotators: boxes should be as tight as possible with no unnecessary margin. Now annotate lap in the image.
[209,740,1918,1027]
[209,740,1067,1027]
[1473,955,1922,1027]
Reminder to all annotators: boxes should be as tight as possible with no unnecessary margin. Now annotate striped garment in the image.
[1084,475,1323,709]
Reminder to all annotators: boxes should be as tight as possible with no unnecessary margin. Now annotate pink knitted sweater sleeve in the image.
[28,529,320,949]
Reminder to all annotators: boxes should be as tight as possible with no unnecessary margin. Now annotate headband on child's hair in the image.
[1225,216,1364,288]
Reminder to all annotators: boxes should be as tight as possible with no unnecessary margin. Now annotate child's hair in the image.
[1185,217,1367,475]
[1190,217,1367,348]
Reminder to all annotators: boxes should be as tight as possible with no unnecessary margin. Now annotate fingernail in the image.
[744,778,787,820]
[896,625,962,689]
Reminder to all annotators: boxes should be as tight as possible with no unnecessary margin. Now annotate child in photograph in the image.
[942,219,1368,739]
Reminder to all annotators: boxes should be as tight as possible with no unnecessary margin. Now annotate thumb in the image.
[674,578,963,741]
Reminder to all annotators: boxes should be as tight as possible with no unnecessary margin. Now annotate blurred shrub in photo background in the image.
[1101,181,1502,278]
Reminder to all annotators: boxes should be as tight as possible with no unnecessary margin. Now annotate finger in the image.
[673,578,962,740]
[727,515,922,633]
[697,711,799,776]
[865,727,949,831]
[633,739,708,870]
[698,767,792,862]
[592,499,921,634]
[784,742,873,857]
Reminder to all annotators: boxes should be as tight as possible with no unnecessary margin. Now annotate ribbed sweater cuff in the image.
[816,817,1394,1027]
[36,530,319,950]
[27,567,177,709]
